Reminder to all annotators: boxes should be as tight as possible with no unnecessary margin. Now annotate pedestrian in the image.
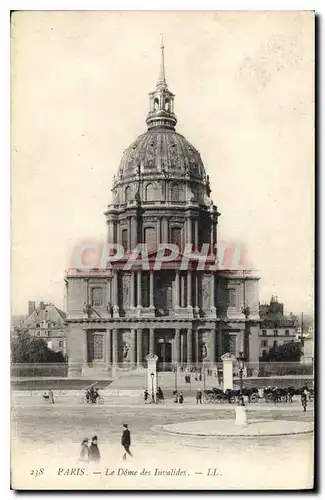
[173,390,178,403]
[48,389,54,404]
[144,389,149,403]
[301,391,307,412]
[121,424,133,460]
[179,392,184,404]
[79,438,89,463]
[89,435,101,462]
[196,389,202,404]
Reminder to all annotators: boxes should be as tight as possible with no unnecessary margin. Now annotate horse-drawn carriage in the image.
[80,382,104,404]
[202,385,314,404]
[202,387,260,404]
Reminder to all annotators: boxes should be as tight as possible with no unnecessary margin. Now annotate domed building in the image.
[65,43,261,377]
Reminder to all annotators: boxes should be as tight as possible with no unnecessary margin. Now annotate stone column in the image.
[131,216,137,250]
[112,329,118,366]
[137,270,142,310]
[174,328,180,364]
[128,217,132,251]
[194,272,200,316]
[187,329,193,366]
[187,216,192,246]
[236,330,244,357]
[195,329,199,366]
[156,217,161,247]
[180,332,184,366]
[175,270,180,311]
[210,272,216,316]
[106,329,111,365]
[210,215,215,255]
[113,270,119,317]
[180,275,185,308]
[194,219,199,251]
[137,329,143,366]
[130,329,136,365]
[210,329,216,364]
[149,328,155,354]
[217,329,223,362]
[187,271,192,310]
[149,270,154,310]
[130,270,135,309]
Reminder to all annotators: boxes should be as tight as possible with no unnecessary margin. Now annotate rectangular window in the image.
[91,287,104,307]
[262,349,267,358]
[261,330,267,336]
[228,288,237,308]
[273,340,278,348]
[285,329,290,335]
[93,334,104,360]
[261,340,268,347]
[273,329,278,336]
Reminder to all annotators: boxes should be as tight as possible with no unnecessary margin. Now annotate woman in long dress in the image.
[79,438,89,463]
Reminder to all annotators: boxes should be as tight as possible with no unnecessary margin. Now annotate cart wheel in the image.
[98,397,104,404]
[79,397,86,404]
[229,396,236,404]
[281,395,287,403]
[250,394,258,403]
[266,393,273,402]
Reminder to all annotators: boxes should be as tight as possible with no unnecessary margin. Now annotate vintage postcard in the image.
[11,10,314,490]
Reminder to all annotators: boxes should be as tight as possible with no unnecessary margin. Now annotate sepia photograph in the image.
[10,10,314,490]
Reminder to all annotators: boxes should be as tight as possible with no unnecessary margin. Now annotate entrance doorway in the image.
[157,341,172,371]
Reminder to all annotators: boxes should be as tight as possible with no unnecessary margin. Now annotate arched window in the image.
[170,227,182,247]
[125,186,131,203]
[171,183,180,202]
[165,98,170,111]
[145,183,156,201]
[91,288,104,307]
[154,98,159,111]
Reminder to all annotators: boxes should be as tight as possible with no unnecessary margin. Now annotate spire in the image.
[146,36,177,131]
[157,33,166,86]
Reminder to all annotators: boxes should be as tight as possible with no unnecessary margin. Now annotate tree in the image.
[263,341,302,362]
[11,330,65,363]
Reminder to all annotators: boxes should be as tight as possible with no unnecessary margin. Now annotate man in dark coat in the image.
[121,424,133,460]
[89,435,101,462]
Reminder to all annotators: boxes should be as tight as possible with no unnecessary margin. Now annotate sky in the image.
[11,11,314,316]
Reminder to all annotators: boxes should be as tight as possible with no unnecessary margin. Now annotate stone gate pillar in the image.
[221,353,236,391]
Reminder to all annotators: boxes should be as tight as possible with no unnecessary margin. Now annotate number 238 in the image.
[30,468,44,477]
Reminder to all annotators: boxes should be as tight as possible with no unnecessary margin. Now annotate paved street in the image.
[11,400,314,490]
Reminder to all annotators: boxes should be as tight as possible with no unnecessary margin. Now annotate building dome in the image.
[116,129,206,182]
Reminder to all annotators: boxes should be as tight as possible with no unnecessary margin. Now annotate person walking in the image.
[89,435,101,462]
[196,389,202,404]
[79,438,89,463]
[179,392,184,404]
[48,389,54,404]
[301,390,308,412]
[121,424,133,460]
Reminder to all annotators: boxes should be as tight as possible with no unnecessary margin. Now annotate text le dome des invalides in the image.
[64,42,260,377]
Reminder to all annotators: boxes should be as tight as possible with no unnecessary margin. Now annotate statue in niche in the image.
[201,342,208,360]
[120,342,129,360]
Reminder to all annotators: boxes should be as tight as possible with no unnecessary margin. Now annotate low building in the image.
[21,301,67,354]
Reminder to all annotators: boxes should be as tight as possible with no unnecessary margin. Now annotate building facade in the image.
[20,301,67,354]
[65,44,261,377]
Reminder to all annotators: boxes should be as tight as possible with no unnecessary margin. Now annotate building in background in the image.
[19,301,67,354]
[259,297,299,359]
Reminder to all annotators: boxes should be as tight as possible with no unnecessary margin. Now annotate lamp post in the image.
[237,351,245,406]
[150,371,155,403]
